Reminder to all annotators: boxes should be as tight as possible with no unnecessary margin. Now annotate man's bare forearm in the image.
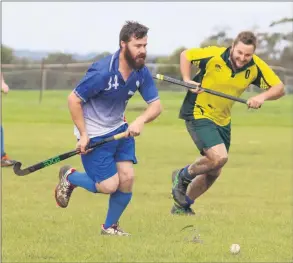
[259,83,285,101]
[137,99,162,123]
[68,92,87,136]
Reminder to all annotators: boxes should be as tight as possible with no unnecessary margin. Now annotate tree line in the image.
[2,17,292,86]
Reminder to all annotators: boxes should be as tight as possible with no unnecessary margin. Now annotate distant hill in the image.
[12,49,161,63]
[14,50,49,61]
[72,52,97,61]
[13,49,98,62]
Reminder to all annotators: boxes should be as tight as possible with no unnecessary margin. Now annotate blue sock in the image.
[67,171,97,193]
[181,165,194,182]
[104,190,132,229]
[185,195,194,207]
[1,126,5,157]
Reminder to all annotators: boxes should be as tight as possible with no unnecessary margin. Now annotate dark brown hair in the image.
[119,21,149,48]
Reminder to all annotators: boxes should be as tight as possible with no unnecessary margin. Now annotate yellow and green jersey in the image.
[179,46,282,126]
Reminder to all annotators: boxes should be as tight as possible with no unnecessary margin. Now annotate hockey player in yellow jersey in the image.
[171,31,285,215]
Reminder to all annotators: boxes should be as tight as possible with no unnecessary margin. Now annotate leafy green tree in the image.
[91,51,111,61]
[1,44,14,64]
[269,17,293,68]
[44,52,76,64]
[200,31,233,48]
[155,47,186,78]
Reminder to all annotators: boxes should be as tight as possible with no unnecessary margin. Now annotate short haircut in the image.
[234,31,257,49]
[119,21,149,47]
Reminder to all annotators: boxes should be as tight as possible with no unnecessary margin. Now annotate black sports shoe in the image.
[170,203,195,215]
[171,169,190,208]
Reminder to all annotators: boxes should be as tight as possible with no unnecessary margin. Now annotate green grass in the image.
[1,90,292,262]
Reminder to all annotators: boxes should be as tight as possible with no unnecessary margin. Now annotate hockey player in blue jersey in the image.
[54,21,162,236]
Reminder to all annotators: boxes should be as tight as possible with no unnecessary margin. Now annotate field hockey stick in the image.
[13,132,128,176]
[153,74,247,104]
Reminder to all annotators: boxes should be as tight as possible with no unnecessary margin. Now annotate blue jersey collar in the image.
[109,49,121,73]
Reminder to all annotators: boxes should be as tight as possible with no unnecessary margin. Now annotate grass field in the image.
[1,90,292,262]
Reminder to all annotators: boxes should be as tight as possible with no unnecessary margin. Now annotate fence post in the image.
[39,58,47,103]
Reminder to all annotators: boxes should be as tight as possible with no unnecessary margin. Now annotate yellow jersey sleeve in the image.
[185,46,226,62]
[252,56,282,90]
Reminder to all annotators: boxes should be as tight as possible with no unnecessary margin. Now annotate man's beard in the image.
[124,45,146,70]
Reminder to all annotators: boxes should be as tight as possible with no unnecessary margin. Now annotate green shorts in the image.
[185,118,231,155]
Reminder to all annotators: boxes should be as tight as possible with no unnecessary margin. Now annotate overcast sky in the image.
[2,2,293,55]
